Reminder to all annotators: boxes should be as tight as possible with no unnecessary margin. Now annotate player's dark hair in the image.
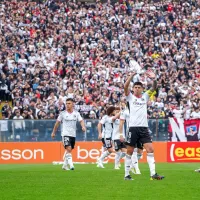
[66,98,74,102]
[133,82,143,88]
[107,106,116,116]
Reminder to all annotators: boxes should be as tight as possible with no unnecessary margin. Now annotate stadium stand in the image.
[0,0,199,121]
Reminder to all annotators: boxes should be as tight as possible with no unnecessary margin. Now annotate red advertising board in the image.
[167,142,200,162]
[0,142,167,164]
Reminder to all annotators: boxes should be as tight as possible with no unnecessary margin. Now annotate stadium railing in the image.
[0,119,169,142]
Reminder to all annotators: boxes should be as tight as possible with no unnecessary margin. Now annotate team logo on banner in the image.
[168,118,200,142]
[186,125,197,136]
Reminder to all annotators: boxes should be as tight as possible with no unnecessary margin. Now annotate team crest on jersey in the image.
[73,114,77,119]
[141,98,145,101]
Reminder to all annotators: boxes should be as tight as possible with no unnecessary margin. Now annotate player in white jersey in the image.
[97,106,120,168]
[112,107,126,170]
[51,98,86,170]
[123,71,164,180]
[119,107,143,174]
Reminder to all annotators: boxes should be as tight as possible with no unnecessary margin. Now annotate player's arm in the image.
[150,80,157,92]
[111,112,120,122]
[80,120,86,132]
[119,110,126,142]
[146,70,157,92]
[119,119,125,142]
[77,112,86,132]
[51,120,61,139]
[124,72,136,96]
[98,116,105,139]
[97,122,103,139]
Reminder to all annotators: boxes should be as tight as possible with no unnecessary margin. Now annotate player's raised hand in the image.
[128,71,137,77]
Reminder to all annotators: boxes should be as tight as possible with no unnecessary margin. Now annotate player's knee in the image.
[146,147,154,153]
[65,146,72,153]
[127,149,133,155]
[127,146,134,155]
[107,148,113,153]
[144,143,154,153]
[137,148,143,154]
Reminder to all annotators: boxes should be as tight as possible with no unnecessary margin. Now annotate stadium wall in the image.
[0,141,199,164]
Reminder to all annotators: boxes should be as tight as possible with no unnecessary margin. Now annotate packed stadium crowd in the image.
[0,0,200,120]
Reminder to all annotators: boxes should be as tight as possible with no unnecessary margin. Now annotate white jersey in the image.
[100,115,113,138]
[102,125,105,138]
[120,108,130,129]
[126,92,149,127]
[57,110,83,137]
[112,119,125,140]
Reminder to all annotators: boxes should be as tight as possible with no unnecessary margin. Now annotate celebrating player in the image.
[51,98,86,170]
[123,71,164,180]
[97,106,120,168]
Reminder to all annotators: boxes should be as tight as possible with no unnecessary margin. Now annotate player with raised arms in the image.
[123,71,164,180]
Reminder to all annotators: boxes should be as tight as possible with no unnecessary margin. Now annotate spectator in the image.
[0,0,199,120]
[190,107,200,119]
[0,114,9,142]
[1,101,12,116]
[12,109,25,141]
[173,106,184,119]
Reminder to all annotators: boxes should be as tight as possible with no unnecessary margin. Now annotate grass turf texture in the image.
[0,163,199,200]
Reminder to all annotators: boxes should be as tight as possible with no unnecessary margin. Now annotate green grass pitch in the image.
[0,163,199,200]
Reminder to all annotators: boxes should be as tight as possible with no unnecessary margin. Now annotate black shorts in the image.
[113,140,126,151]
[101,138,106,148]
[104,138,112,149]
[126,127,151,147]
[62,136,75,149]
[135,141,143,150]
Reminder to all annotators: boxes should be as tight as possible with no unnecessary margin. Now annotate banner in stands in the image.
[167,142,200,162]
[168,118,200,142]
[0,142,167,164]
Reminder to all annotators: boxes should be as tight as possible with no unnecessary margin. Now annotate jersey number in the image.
[63,137,69,146]
[105,139,111,147]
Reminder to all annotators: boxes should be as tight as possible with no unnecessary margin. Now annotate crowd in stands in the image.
[0,0,200,121]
